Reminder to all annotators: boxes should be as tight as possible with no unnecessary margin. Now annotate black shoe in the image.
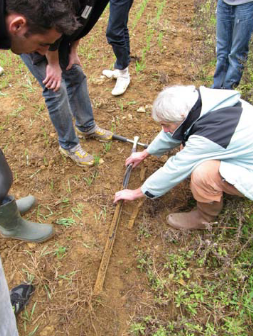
[10,283,35,314]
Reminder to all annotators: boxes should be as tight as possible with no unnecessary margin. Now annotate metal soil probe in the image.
[93,136,139,295]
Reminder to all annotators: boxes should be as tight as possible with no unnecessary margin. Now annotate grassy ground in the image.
[128,1,253,335]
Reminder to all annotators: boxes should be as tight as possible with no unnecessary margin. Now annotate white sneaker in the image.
[102,69,120,79]
[111,74,130,96]
[0,66,4,76]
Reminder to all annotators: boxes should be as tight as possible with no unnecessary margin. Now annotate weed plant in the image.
[131,198,253,335]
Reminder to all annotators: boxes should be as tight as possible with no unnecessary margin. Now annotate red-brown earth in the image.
[0,0,205,335]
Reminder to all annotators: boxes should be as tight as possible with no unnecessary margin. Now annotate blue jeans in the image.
[106,0,133,70]
[213,0,253,89]
[20,53,95,150]
[0,257,19,336]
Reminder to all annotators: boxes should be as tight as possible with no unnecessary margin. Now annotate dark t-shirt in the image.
[50,0,109,50]
[27,0,109,65]
[0,0,11,49]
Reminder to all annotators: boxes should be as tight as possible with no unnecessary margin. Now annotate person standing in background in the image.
[102,0,133,96]
[213,0,253,89]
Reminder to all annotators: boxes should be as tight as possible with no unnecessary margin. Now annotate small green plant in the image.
[21,303,39,334]
[44,284,52,300]
[54,244,67,259]
[137,222,152,239]
[49,179,54,190]
[132,0,150,29]
[27,325,39,336]
[118,100,124,112]
[83,170,98,186]
[22,268,35,283]
[135,60,146,73]
[94,206,107,224]
[103,141,112,153]
[157,31,164,50]
[22,302,37,323]
[56,217,76,227]
[130,322,146,335]
[72,203,84,218]
[93,154,100,166]
[57,270,79,284]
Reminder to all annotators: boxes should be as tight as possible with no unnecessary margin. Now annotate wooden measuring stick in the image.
[93,136,140,295]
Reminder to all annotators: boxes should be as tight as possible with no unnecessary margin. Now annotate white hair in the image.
[152,85,198,123]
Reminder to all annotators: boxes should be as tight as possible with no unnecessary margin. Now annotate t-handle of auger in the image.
[112,134,148,148]
[122,136,139,188]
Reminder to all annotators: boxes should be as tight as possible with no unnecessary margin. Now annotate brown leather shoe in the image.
[167,199,223,230]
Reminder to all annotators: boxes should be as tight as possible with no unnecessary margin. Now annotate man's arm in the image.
[43,50,62,92]
[43,39,81,91]
[66,40,81,70]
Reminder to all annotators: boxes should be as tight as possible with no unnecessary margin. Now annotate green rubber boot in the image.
[0,196,54,242]
[16,195,36,215]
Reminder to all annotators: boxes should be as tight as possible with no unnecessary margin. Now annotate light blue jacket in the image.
[141,86,253,200]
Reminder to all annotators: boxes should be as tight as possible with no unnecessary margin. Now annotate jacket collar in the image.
[172,89,202,141]
[0,0,11,49]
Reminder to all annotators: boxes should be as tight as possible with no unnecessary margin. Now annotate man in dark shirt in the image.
[0,0,78,243]
[0,1,78,334]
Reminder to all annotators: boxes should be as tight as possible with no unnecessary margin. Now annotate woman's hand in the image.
[125,149,149,168]
[114,188,144,203]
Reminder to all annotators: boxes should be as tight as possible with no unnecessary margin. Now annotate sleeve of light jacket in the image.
[147,130,181,156]
[141,135,223,198]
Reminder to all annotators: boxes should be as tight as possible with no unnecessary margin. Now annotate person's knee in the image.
[43,84,66,104]
[71,64,86,81]
[191,160,221,185]
[190,160,222,202]
[191,162,209,185]
[106,29,117,43]
[106,23,123,44]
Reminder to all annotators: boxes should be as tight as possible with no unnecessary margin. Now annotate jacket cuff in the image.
[141,185,156,199]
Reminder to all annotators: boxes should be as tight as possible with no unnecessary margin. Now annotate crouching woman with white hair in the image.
[114,84,253,230]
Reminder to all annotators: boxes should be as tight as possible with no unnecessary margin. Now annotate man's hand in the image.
[66,40,81,71]
[114,188,144,203]
[43,50,62,92]
[125,149,149,168]
[66,51,81,70]
[43,63,62,92]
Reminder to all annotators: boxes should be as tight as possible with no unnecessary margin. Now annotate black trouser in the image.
[0,149,13,204]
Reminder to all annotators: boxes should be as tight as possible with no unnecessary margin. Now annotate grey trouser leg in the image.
[0,257,19,336]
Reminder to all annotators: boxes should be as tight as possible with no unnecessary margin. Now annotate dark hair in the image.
[6,0,80,35]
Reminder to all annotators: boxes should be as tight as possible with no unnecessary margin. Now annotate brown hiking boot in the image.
[166,199,223,230]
